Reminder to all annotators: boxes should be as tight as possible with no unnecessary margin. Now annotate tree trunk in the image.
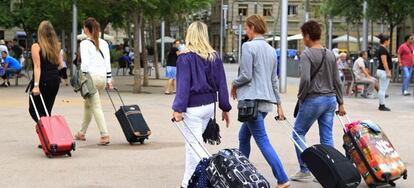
[132,11,142,93]
[152,18,160,79]
[142,18,149,87]
[356,22,361,51]
[389,24,394,54]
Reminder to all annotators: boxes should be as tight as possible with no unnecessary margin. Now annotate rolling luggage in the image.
[337,114,408,188]
[106,88,151,144]
[29,93,76,158]
[172,118,270,188]
[275,117,361,188]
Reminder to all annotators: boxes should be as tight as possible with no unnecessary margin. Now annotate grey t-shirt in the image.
[298,48,344,105]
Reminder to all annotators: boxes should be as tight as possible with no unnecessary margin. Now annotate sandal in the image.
[74,132,86,141]
[98,135,110,145]
[276,182,290,188]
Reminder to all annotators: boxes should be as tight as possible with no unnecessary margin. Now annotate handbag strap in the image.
[301,48,326,100]
[87,39,104,59]
[205,60,217,121]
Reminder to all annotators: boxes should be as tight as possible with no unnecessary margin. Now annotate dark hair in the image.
[174,39,180,44]
[84,17,100,50]
[301,20,321,41]
[377,34,389,44]
[358,50,367,57]
[404,35,412,42]
[246,15,268,35]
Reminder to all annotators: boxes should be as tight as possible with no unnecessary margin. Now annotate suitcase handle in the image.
[335,111,352,133]
[106,88,125,111]
[274,116,308,153]
[171,118,211,160]
[29,92,50,120]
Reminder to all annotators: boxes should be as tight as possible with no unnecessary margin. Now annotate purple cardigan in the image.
[172,52,232,113]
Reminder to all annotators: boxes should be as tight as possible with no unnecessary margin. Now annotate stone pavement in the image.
[0,64,413,188]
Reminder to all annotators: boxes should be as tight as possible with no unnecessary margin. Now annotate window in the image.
[238,4,248,16]
[263,5,273,17]
[288,5,298,16]
[0,31,4,40]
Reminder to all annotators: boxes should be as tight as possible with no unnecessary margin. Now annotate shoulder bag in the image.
[294,49,327,118]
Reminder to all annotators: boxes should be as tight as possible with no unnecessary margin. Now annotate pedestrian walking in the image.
[28,20,64,122]
[352,50,379,98]
[290,20,346,181]
[74,17,113,145]
[59,46,69,86]
[231,15,290,188]
[165,40,180,95]
[376,34,392,111]
[172,21,231,188]
[397,34,414,96]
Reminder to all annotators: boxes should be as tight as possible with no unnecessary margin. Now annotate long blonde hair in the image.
[185,21,216,62]
[37,21,60,65]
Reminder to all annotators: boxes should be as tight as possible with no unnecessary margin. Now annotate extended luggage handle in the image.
[29,92,50,120]
[274,116,308,153]
[105,88,125,111]
[335,111,352,133]
[171,118,211,160]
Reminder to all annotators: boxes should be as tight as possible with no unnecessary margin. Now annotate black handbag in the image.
[294,49,326,118]
[237,100,258,122]
[202,62,221,145]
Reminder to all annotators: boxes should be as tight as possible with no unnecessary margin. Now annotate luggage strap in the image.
[29,93,50,120]
[105,88,125,111]
[171,118,211,160]
[274,117,309,153]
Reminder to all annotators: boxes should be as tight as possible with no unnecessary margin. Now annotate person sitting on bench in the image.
[352,50,379,98]
[1,50,22,87]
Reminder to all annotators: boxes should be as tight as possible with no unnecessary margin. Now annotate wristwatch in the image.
[34,82,39,87]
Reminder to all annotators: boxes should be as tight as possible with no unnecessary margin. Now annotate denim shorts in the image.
[165,66,176,79]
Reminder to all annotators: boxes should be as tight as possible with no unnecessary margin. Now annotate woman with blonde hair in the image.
[172,21,231,187]
[74,17,113,145]
[231,15,290,188]
[29,21,65,122]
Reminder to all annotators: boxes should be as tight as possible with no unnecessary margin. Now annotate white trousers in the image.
[181,103,214,187]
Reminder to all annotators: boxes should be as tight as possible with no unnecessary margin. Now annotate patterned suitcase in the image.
[172,119,270,188]
[337,116,408,188]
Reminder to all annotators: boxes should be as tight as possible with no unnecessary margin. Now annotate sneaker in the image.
[403,91,411,96]
[378,105,391,111]
[290,171,313,182]
[0,82,8,87]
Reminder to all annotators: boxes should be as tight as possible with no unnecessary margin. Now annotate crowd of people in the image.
[9,12,411,187]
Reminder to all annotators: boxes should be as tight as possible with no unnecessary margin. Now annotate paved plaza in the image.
[0,64,413,188]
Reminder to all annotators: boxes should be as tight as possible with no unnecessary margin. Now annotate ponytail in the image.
[84,17,100,50]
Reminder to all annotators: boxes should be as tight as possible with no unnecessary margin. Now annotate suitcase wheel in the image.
[46,153,53,158]
[67,152,72,157]
[389,181,396,187]
[72,142,76,151]
[139,138,145,144]
[403,171,408,180]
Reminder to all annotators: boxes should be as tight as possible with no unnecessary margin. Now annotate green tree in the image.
[367,0,414,53]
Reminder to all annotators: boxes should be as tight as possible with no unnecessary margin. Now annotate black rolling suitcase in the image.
[106,88,151,144]
[275,117,361,188]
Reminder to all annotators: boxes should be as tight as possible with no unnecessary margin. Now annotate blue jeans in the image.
[293,96,337,173]
[376,70,390,105]
[239,112,289,184]
[401,66,413,93]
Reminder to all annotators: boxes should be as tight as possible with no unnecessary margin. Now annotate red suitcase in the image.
[30,94,76,158]
[337,114,408,188]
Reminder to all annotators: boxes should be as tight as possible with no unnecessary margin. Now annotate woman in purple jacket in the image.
[172,21,231,187]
